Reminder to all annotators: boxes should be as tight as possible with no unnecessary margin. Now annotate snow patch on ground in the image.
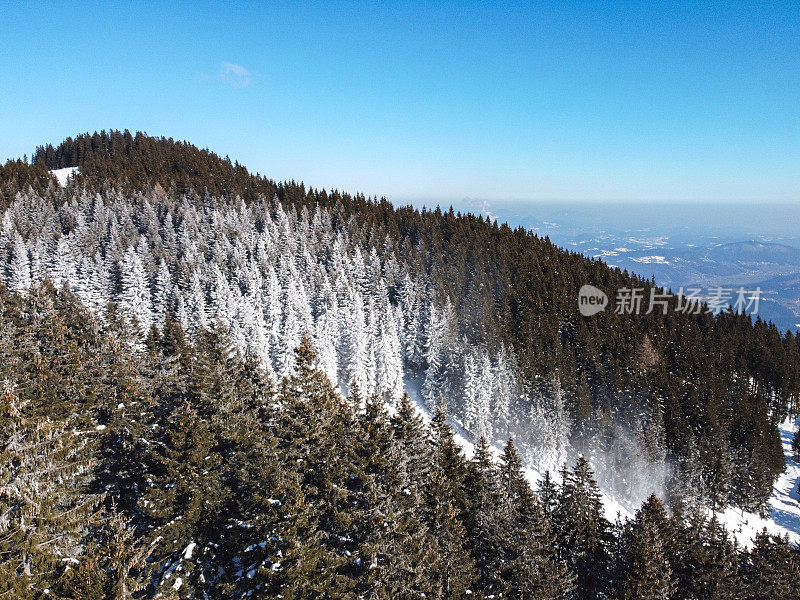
[49,166,80,187]
[183,542,196,559]
[633,255,668,264]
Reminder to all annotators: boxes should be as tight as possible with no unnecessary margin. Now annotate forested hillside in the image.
[1,282,799,599]
[1,130,799,519]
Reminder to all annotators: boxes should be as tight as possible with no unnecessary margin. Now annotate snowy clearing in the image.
[49,166,80,186]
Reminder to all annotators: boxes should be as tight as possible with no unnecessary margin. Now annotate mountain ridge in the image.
[1,130,799,597]
[1,130,798,517]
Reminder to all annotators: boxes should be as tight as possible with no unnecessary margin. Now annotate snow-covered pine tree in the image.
[118,245,153,336]
[462,351,493,441]
[374,296,404,402]
[6,232,31,292]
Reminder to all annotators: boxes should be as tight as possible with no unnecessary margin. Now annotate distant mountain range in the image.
[456,200,800,332]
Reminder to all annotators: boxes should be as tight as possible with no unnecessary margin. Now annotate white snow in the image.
[49,167,80,187]
[516,413,800,543]
[712,416,800,548]
[172,577,183,591]
[183,542,196,559]
[633,255,668,264]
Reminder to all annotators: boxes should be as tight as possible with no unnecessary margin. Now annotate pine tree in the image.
[423,470,477,598]
[463,436,507,596]
[374,296,404,401]
[0,385,102,599]
[499,438,573,599]
[421,400,477,597]
[152,258,172,327]
[57,510,150,600]
[428,400,467,507]
[192,326,241,432]
[143,400,227,597]
[738,531,800,600]
[353,394,440,598]
[118,245,153,336]
[346,290,374,395]
[6,232,31,292]
[271,337,361,597]
[462,351,492,441]
[614,495,672,600]
[421,300,448,410]
[670,507,738,600]
[535,471,556,510]
[396,272,419,368]
[219,388,308,599]
[390,393,431,488]
[555,456,612,600]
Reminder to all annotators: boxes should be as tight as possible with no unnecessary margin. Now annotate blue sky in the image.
[1,1,798,204]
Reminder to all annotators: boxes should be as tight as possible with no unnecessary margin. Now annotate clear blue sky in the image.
[1,1,798,204]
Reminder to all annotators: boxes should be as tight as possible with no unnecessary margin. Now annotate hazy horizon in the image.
[2,2,798,204]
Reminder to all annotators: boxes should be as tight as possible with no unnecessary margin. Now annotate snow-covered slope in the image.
[402,375,635,523]
[771,417,800,532]
[49,166,80,186]
[712,416,799,548]
[407,372,798,541]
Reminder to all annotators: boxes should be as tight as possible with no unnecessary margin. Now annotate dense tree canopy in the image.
[1,282,798,598]
[1,130,795,514]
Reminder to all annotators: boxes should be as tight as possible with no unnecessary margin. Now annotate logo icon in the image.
[578,285,608,316]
